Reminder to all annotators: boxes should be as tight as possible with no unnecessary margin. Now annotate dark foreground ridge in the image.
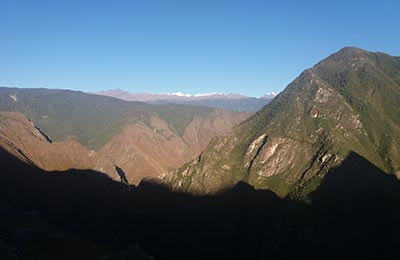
[1,147,400,260]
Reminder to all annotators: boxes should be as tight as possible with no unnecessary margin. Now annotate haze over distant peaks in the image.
[93,89,278,112]
[93,89,277,100]
[169,91,234,98]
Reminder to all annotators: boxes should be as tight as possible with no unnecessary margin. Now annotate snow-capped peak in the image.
[262,92,278,98]
[194,92,222,97]
[171,91,193,97]
[169,91,224,98]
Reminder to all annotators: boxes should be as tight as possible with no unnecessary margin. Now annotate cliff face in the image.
[164,47,400,197]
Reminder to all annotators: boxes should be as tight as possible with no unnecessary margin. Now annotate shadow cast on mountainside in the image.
[114,164,129,185]
[309,151,400,259]
[1,148,400,260]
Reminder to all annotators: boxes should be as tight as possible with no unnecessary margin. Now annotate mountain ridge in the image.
[93,89,277,112]
[93,89,277,100]
[163,47,400,197]
[0,88,250,184]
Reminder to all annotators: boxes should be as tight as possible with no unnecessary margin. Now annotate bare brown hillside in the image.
[0,110,249,184]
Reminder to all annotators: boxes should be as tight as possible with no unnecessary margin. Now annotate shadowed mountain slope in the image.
[1,148,400,259]
[164,47,400,197]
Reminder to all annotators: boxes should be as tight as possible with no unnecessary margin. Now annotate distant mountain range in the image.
[0,87,250,184]
[92,89,277,112]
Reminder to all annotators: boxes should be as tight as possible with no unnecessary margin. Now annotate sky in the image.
[0,0,399,97]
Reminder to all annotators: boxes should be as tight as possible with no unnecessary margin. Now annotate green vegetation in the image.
[0,88,219,150]
[170,47,400,199]
[155,104,212,136]
[287,175,323,201]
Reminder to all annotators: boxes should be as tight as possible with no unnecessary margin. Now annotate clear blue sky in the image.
[1,0,399,97]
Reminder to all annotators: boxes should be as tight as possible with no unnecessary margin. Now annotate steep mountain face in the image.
[93,89,276,112]
[163,47,400,197]
[0,89,249,184]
